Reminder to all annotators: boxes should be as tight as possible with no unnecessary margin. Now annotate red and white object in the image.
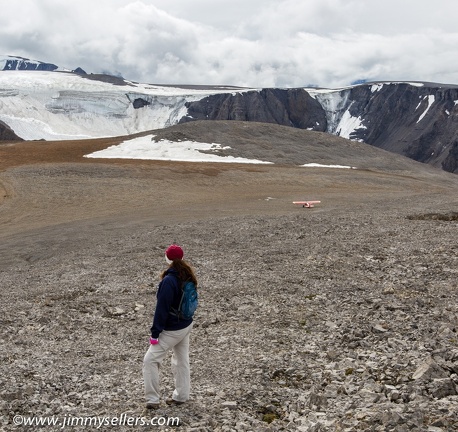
[293,201,321,208]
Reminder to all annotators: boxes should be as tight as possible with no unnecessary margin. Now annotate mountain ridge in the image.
[0,57,457,173]
[181,84,458,173]
[0,55,85,74]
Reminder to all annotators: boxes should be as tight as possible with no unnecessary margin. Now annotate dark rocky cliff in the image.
[181,88,327,132]
[181,83,458,174]
[337,83,458,174]
[0,121,22,141]
[2,56,58,71]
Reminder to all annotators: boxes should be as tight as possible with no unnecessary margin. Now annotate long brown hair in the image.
[162,259,197,286]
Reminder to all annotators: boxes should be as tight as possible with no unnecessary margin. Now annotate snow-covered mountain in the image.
[0,55,68,72]
[0,70,247,141]
[0,60,457,173]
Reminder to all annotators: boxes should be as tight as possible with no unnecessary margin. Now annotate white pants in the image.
[142,323,193,404]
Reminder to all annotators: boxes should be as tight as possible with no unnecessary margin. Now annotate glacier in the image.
[0,71,253,140]
[0,69,447,158]
[0,70,373,142]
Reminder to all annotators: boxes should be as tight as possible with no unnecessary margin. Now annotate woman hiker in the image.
[142,244,198,409]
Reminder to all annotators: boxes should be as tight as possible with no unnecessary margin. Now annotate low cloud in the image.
[0,0,457,87]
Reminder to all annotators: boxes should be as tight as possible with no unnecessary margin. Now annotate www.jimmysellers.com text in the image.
[12,413,180,428]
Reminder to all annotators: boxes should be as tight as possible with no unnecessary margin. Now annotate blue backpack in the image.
[171,280,198,320]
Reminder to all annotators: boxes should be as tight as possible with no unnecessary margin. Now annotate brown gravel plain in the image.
[1,121,455,238]
[1,121,457,431]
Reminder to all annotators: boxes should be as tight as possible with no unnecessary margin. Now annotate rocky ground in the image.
[0,123,457,431]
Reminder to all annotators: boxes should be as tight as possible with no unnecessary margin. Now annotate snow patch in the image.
[371,84,384,93]
[416,95,435,123]
[301,163,356,169]
[311,90,351,134]
[308,89,367,141]
[336,107,366,140]
[84,135,273,164]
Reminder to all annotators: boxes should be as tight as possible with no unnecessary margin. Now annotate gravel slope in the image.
[1,122,457,431]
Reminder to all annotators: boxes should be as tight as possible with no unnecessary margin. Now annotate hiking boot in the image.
[166,398,185,406]
[146,402,160,409]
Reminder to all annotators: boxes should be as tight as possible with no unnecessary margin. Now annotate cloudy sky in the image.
[0,0,457,88]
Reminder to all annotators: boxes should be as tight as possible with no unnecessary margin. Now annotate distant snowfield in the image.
[302,163,356,169]
[85,135,356,168]
[0,70,435,143]
[0,71,255,141]
[0,70,439,150]
[85,135,273,164]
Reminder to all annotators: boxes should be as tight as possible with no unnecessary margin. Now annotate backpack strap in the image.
[169,279,185,319]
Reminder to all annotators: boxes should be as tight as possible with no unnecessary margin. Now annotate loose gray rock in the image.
[1,155,458,430]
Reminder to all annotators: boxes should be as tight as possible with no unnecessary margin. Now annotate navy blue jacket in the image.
[150,268,193,338]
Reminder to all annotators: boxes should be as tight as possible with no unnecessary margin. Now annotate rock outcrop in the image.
[328,83,458,174]
[1,56,58,72]
[0,121,22,141]
[181,88,327,131]
[182,83,458,174]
